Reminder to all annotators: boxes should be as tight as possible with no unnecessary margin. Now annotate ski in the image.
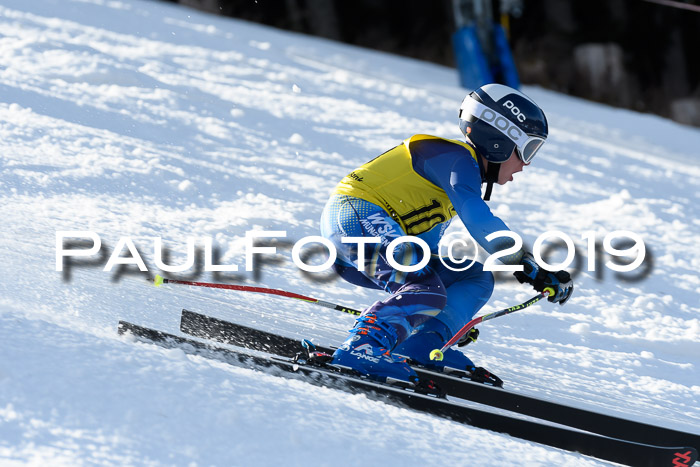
[118,319,697,467]
[179,308,700,453]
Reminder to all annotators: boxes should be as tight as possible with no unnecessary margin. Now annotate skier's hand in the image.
[514,252,574,305]
[541,270,574,305]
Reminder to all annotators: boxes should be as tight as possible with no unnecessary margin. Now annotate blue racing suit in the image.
[320,135,522,347]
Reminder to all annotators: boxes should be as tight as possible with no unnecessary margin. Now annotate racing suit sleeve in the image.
[422,150,524,265]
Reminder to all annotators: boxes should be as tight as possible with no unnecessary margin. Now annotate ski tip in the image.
[429,349,443,361]
[153,274,164,287]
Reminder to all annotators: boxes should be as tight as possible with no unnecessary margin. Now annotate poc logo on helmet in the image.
[477,107,524,141]
[503,100,526,123]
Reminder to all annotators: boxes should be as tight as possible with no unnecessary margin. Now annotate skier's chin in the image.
[497,176,513,185]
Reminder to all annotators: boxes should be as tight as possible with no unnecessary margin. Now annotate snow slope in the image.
[1,0,699,465]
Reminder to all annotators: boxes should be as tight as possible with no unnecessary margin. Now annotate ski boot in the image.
[331,313,418,386]
[394,319,503,387]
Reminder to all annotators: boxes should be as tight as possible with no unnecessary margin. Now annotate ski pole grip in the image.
[543,287,554,298]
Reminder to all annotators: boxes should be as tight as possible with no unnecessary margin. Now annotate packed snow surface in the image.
[1,0,699,465]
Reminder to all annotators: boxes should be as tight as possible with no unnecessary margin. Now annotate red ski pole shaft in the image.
[153,274,362,316]
[429,289,553,361]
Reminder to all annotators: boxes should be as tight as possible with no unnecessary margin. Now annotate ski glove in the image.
[513,252,574,305]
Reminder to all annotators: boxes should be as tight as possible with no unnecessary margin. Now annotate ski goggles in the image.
[462,99,546,164]
[515,135,546,164]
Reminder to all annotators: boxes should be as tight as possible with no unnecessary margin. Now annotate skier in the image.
[320,83,573,384]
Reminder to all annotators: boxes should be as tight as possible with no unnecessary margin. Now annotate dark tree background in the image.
[166,0,700,127]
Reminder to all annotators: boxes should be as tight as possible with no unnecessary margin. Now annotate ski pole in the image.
[153,274,551,350]
[152,274,362,316]
[429,288,553,362]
